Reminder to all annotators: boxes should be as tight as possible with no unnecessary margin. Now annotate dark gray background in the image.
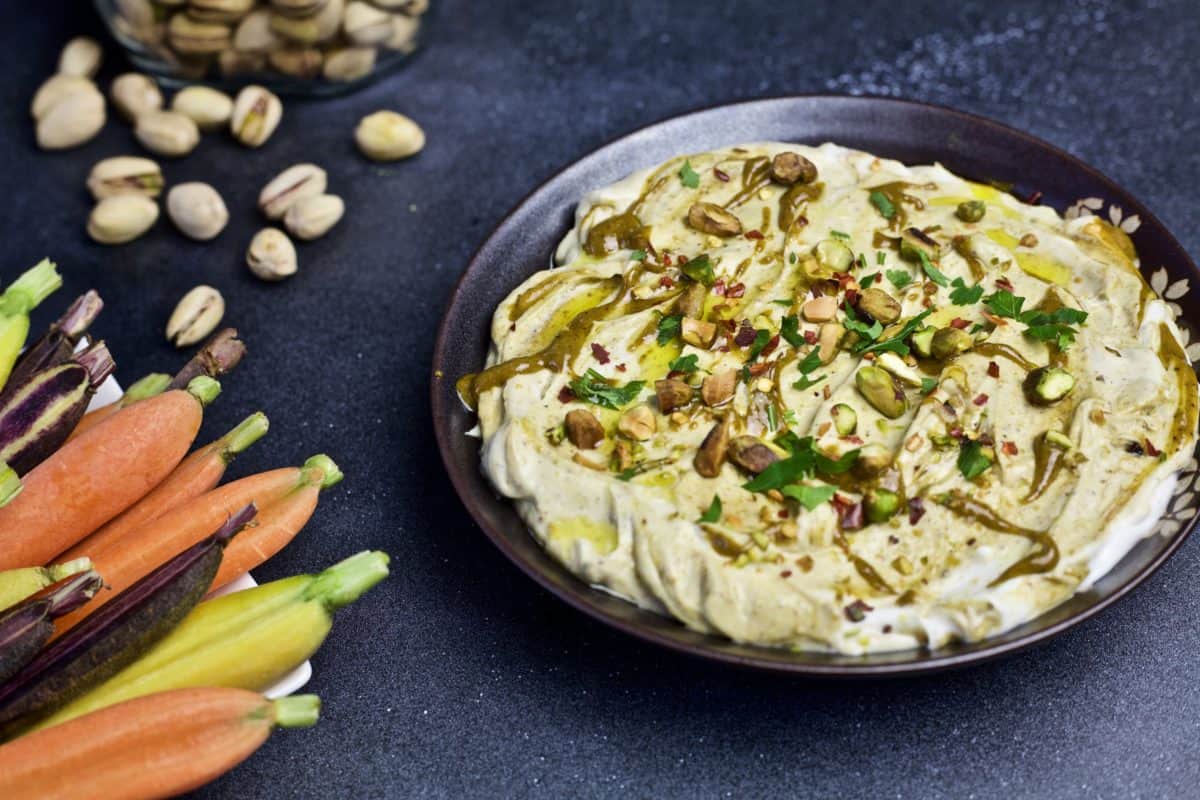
[4,1,1198,797]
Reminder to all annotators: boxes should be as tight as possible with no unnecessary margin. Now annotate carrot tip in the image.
[302,454,343,489]
[186,376,221,406]
[121,373,171,405]
[273,695,321,729]
[221,412,269,460]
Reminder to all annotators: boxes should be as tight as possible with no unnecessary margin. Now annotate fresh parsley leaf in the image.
[859,272,878,289]
[869,190,896,220]
[793,373,826,391]
[983,289,1025,319]
[796,347,823,375]
[780,315,806,348]
[949,277,983,306]
[656,314,682,345]
[920,377,938,395]
[830,229,851,241]
[854,309,934,357]
[917,250,949,287]
[747,329,771,360]
[679,159,700,188]
[843,304,883,341]
[957,439,993,480]
[680,254,714,286]
[743,436,858,492]
[569,369,645,410]
[615,468,638,482]
[783,409,799,427]
[781,483,838,511]
[1020,307,1088,326]
[885,269,913,290]
[629,249,646,261]
[669,354,699,373]
[698,494,722,523]
[813,448,859,475]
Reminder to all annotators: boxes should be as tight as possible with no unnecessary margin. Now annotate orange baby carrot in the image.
[55,457,326,634]
[67,373,169,442]
[0,377,220,572]
[210,455,342,591]
[0,688,319,800]
[60,412,268,563]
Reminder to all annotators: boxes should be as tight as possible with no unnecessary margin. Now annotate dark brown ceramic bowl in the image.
[431,96,1200,677]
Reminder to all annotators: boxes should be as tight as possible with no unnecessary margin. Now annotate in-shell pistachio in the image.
[87,156,164,200]
[166,13,233,55]
[115,0,156,30]
[283,194,344,240]
[58,36,103,78]
[167,286,225,348]
[36,86,106,150]
[135,110,201,157]
[354,110,424,161]
[110,73,164,121]
[269,0,327,17]
[189,0,255,24]
[385,13,420,52]
[230,85,283,147]
[166,182,229,241]
[343,1,393,45]
[31,74,97,120]
[170,86,234,131]
[268,47,324,78]
[246,228,298,281]
[323,46,377,81]
[258,163,327,220]
[233,9,281,51]
[87,195,160,244]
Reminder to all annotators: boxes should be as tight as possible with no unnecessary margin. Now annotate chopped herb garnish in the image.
[853,309,934,357]
[780,315,806,348]
[843,304,883,342]
[796,347,823,375]
[859,272,878,288]
[781,482,838,511]
[949,277,984,306]
[669,354,699,373]
[876,251,887,266]
[698,494,722,523]
[766,404,778,432]
[743,435,858,492]
[920,377,938,395]
[679,159,700,188]
[680,253,714,286]
[983,289,1025,319]
[885,269,913,290]
[957,439,993,480]
[792,373,826,391]
[629,249,646,261]
[869,190,896,220]
[789,252,798,264]
[830,229,851,241]
[783,409,799,427]
[982,290,1088,349]
[772,298,794,306]
[569,369,645,410]
[656,314,682,345]
[917,250,949,287]
[747,329,771,360]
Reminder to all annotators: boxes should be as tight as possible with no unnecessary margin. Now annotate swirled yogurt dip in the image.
[458,143,1199,654]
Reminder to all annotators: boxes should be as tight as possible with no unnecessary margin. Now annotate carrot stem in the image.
[168,328,245,391]
[186,376,221,406]
[0,260,61,317]
[222,412,269,461]
[273,694,320,728]
[302,551,390,610]
[122,373,171,404]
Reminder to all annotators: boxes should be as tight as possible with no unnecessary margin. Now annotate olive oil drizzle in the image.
[1025,433,1067,502]
[509,272,607,322]
[722,156,772,209]
[582,213,650,257]
[864,181,933,230]
[936,493,1060,584]
[833,532,894,594]
[778,182,824,232]
[951,235,987,281]
[974,343,1040,372]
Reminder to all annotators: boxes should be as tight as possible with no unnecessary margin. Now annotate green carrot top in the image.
[0,260,61,318]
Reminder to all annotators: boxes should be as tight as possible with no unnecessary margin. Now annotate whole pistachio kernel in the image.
[58,36,104,78]
[344,1,394,45]
[284,194,344,241]
[87,195,160,245]
[230,85,283,148]
[258,163,328,220]
[110,73,163,121]
[30,74,97,120]
[354,110,424,161]
[855,366,907,419]
[170,86,234,132]
[686,202,742,237]
[769,151,818,185]
[323,46,377,81]
[166,12,233,55]
[166,285,225,348]
[166,182,229,241]
[135,110,200,157]
[246,227,298,281]
[956,200,987,223]
[35,85,106,150]
[87,156,164,200]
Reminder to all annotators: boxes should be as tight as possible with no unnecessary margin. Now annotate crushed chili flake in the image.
[780,570,793,579]
[803,330,818,345]
[713,167,730,182]
[949,426,964,439]
[832,495,864,531]
[778,510,789,519]
[1144,439,1161,457]
[987,361,1000,378]
[726,282,746,298]
[557,386,575,403]
[950,317,970,330]
[967,537,977,546]
[748,362,771,377]
[721,318,738,332]
[844,599,873,622]
[590,343,610,364]
[745,230,764,240]
[908,496,927,525]
[973,393,989,406]
[995,276,1014,292]
[677,254,689,264]
[1002,441,1019,456]
[733,320,757,347]
[658,275,675,288]
[712,279,726,296]
[978,433,995,446]
[883,624,893,634]
[862,352,876,361]
[844,289,860,307]
[615,363,627,372]
[887,535,900,545]
[759,334,780,359]
[843,435,864,445]
[662,254,673,266]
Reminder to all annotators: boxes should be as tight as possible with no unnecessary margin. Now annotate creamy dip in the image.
[458,143,1199,654]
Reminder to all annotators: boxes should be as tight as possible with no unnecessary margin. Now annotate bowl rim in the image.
[431,93,1200,677]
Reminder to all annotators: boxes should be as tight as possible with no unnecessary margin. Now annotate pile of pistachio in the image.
[111,0,427,82]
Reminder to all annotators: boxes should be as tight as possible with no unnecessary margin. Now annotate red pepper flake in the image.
[795,214,809,227]
[950,317,970,330]
[949,426,964,439]
[717,345,730,353]
[862,352,876,361]
[733,320,757,347]
[721,319,738,333]
[1144,439,1161,457]
[973,393,989,406]
[1002,440,1018,456]
[590,343,610,364]
[662,254,673,266]
[1026,190,1043,205]
[745,230,764,240]
[833,271,854,288]
[557,386,575,403]
[726,282,746,298]
[995,276,1014,292]
[844,599,873,622]
[803,330,818,345]
[843,435,864,445]
[967,537,977,546]
[778,509,789,519]
[987,361,1000,378]
[883,624,893,634]
[748,362,771,377]
[759,334,780,359]
[615,363,627,372]
[713,167,730,182]
[845,289,860,307]
[658,275,675,288]
[712,279,726,297]
[908,496,926,525]
[832,494,864,531]
[780,570,793,578]
[887,535,900,545]
[981,310,1007,327]
[978,433,994,447]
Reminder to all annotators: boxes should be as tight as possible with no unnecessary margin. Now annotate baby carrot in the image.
[210,454,342,591]
[0,377,220,572]
[55,456,327,634]
[0,688,319,800]
[60,412,269,563]
[67,373,169,442]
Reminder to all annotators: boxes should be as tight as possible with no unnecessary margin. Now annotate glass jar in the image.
[94,0,429,96]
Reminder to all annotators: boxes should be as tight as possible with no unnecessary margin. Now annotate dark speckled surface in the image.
[3,1,1198,797]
